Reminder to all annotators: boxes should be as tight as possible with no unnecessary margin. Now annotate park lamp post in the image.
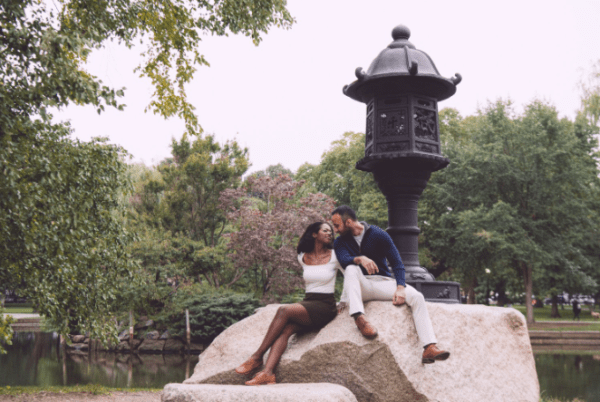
[343,24,462,303]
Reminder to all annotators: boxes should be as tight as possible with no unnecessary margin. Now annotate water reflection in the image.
[4,332,600,400]
[0,332,198,388]
[535,354,600,401]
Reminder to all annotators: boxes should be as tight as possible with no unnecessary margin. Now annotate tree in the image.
[126,134,249,299]
[579,61,600,128]
[0,0,293,350]
[422,100,600,324]
[576,60,600,309]
[249,164,293,180]
[160,135,249,246]
[296,131,388,228]
[0,135,136,345]
[220,175,335,301]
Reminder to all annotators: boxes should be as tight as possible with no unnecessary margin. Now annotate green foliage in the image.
[126,135,249,303]
[156,285,260,343]
[511,304,600,326]
[579,61,600,128]
[0,385,161,396]
[296,131,388,228]
[2,307,33,314]
[422,100,600,322]
[1,133,136,345]
[0,311,14,354]
[1,0,294,350]
[249,163,294,180]
[0,0,293,350]
[160,135,249,246]
[25,0,294,135]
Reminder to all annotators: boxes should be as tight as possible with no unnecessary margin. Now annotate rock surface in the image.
[139,339,166,352]
[184,302,539,402]
[162,383,358,402]
[164,338,186,353]
[71,335,86,343]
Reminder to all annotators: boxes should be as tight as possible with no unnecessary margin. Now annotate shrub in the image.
[156,285,260,344]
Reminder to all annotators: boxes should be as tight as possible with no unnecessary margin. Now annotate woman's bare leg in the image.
[250,304,311,362]
[262,322,301,375]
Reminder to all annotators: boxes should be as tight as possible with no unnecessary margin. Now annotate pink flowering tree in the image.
[220,175,335,302]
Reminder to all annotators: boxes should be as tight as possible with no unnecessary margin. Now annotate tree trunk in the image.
[466,276,477,304]
[496,286,508,307]
[550,294,561,318]
[522,262,535,325]
[467,287,476,304]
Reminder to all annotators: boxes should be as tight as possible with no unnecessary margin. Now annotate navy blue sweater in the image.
[334,222,406,287]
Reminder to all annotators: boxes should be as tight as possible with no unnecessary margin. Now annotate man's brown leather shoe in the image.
[245,371,276,386]
[355,315,378,339]
[422,344,450,364]
[235,357,262,375]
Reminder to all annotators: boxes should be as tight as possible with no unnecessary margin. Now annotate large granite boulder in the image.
[183,302,539,402]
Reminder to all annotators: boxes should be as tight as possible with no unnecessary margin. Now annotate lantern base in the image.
[407,279,461,304]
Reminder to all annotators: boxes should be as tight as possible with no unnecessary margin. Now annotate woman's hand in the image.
[337,301,348,314]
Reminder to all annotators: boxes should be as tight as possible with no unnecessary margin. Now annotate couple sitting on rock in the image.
[235,205,450,386]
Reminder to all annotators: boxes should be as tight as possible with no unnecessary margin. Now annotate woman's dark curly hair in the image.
[297,221,333,254]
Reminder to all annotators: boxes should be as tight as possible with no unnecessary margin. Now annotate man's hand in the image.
[393,285,406,305]
[354,256,379,275]
[337,301,348,315]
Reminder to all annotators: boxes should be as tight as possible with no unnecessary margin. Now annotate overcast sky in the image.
[54,0,600,174]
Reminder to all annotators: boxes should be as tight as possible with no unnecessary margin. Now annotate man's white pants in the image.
[344,264,437,347]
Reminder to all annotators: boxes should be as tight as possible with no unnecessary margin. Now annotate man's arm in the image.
[378,230,408,305]
[333,239,356,269]
[353,256,379,275]
[380,231,406,287]
[334,239,379,274]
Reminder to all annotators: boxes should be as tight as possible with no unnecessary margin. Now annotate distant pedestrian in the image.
[572,300,581,321]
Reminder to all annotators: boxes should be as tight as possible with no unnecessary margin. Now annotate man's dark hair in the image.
[331,205,357,223]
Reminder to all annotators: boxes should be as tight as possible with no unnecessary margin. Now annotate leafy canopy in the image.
[422,100,600,323]
[0,0,293,349]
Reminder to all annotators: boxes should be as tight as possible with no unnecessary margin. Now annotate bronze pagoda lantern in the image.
[344,24,462,303]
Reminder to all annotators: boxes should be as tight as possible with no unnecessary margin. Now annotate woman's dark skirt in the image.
[298,293,337,330]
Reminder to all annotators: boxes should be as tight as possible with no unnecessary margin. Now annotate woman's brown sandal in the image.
[234,357,262,375]
[245,371,276,386]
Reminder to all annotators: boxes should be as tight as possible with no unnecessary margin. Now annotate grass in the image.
[540,394,585,402]
[510,304,598,322]
[533,348,600,355]
[487,304,600,332]
[0,384,161,396]
[2,307,34,314]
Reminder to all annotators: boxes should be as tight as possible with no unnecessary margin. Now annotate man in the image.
[572,299,581,321]
[332,205,449,364]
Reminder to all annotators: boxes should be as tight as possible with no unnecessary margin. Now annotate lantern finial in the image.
[391,25,410,40]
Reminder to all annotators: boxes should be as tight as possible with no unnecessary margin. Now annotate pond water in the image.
[2,332,600,400]
[0,332,198,388]
[535,353,600,401]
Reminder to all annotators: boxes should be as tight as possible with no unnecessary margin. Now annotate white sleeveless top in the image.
[298,251,345,296]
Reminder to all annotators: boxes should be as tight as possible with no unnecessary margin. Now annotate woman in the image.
[235,221,346,385]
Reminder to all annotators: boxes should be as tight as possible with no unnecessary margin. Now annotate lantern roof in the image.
[343,25,461,103]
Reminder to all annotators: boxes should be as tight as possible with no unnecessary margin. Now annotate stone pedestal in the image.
[373,166,461,303]
[162,383,358,402]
